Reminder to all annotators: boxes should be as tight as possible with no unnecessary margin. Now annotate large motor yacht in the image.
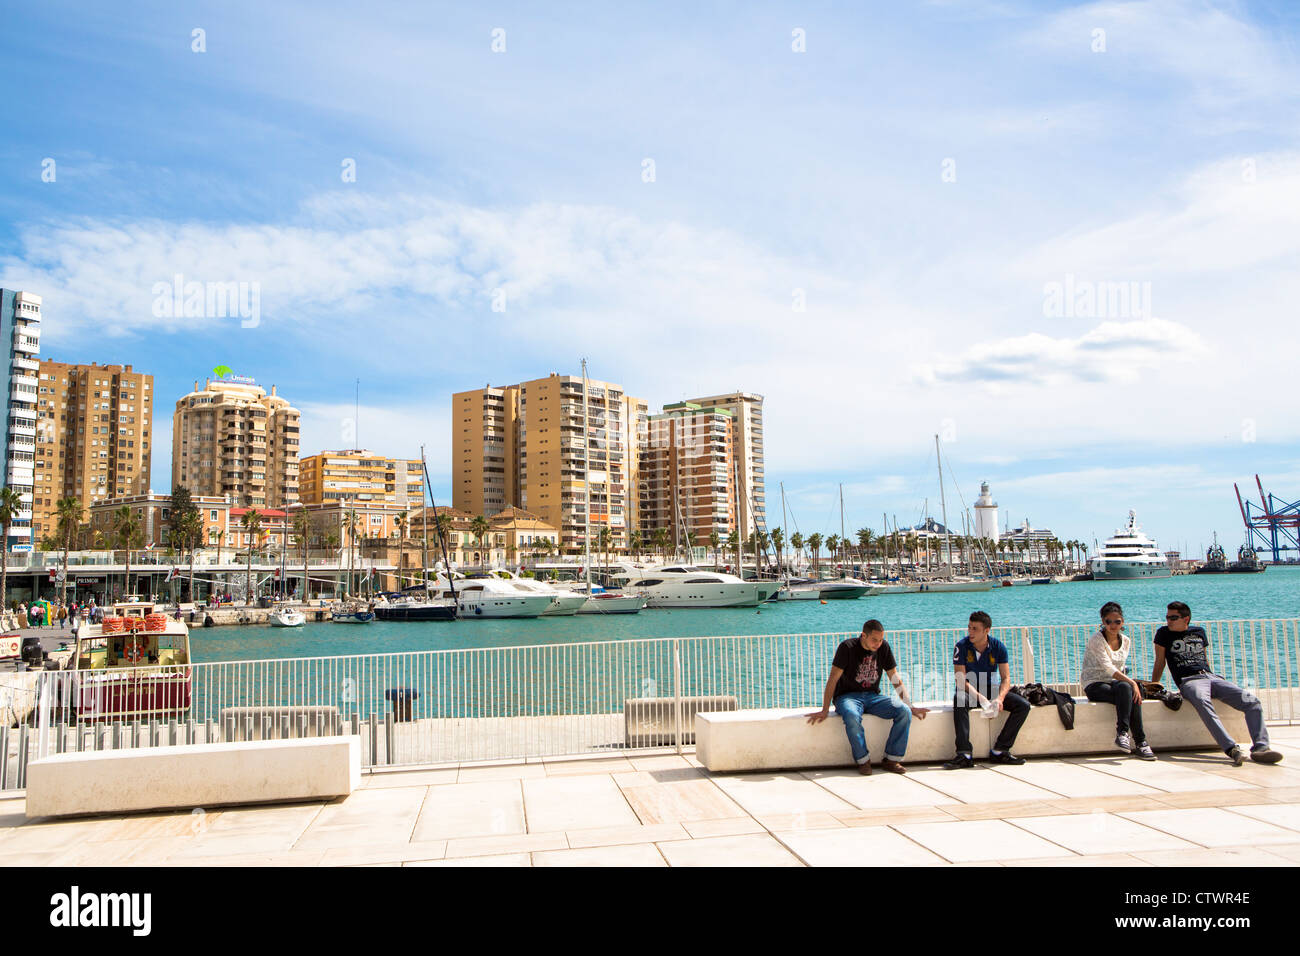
[481,569,588,616]
[432,573,556,618]
[1090,511,1172,581]
[606,563,773,608]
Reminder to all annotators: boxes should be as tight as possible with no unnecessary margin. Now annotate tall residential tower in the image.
[0,289,41,550]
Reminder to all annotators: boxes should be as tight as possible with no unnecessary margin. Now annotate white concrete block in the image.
[25,736,361,818]
[997,699,1249,757]
[696,704,988,773]
[697,694,1259,773]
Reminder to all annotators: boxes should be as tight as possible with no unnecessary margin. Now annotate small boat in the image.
[1227,544,1265,574]
[918,579,996,593]
[1029,577,1053,585]
[331,601,375,624]
[816,577,874,600]
[1196,537,1228,573]
[372,589,459,622]
[570,584,648,614]
[775,584,823,600]
[70,601,191,720]
[269,604,306,627]
[871,582,921,595]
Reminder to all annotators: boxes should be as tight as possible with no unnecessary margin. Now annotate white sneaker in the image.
[1136,743,1156,760]
[1115,732,1133,753]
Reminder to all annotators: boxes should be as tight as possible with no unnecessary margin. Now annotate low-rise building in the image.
[298,450,424,506]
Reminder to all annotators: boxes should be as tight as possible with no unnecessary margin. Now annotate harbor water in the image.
[193,567,1300,663]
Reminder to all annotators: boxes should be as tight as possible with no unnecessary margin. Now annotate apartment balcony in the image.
[11,355,39,374]
[12,336,40,354]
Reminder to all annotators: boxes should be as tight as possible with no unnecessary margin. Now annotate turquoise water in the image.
[193,568,1300,663]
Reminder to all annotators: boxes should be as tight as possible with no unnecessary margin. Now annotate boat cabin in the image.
[74,601,191,672]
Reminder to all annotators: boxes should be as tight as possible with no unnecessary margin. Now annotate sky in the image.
[1,0,1298,557]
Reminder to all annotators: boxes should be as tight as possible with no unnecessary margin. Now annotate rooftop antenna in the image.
[355,378,360,452]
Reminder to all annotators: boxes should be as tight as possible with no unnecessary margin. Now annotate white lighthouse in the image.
[974,481,999,544]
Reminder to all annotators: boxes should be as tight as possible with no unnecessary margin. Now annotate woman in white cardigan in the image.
[1081,602,1156,759]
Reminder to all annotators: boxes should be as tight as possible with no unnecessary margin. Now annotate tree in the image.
[0,487,22,607]
[769,527,784,577]
[789,532,803,569]
[709,531,721,569]
[597,526,612,577]
[652,527,669,562]
[856,528,874,577]
[825,534,840,572]
[169,486,201,603]
[55,496,81,606]
[807,532,823,574]
[394,510,408,582]
[628,529,642,560]
[239,509,263,605]
[113,505,143,600]
[292,510,314,603]
[471,515,490,564]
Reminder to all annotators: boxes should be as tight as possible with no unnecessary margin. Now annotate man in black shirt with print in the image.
[1153,601,1283,766]
[808,620,929,774]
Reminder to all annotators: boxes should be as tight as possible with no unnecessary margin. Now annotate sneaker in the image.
[1227,745,1245,766]
[880,759,907,775]
[943,754,975,770]
[857,761,872,775]
[1115,732,1133,754]
[1250,747,1284,765]
[1136,743,1157,761]
[990,751,1026,765]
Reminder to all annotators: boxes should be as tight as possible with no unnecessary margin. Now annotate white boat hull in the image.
[918,580,996,593]
[776,587,822,601]
[457,594,555,618]
[576,594,647,614]
[540,594,588,616]
[643,582,761,608]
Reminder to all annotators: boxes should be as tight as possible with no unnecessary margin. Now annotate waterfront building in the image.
[640,402,736,551]
[33,361,153,543]
[298,449,424,507]
[973,481,999,544]
[0,289,42,550]
[171,376,301,508]
[453,374,648,555]
[680,391,765,538]
[85,492,230,550]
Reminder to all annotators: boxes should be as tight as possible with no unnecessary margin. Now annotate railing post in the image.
[672,639,683,755]
[34,672,51,760]
[1020,627,1035,685]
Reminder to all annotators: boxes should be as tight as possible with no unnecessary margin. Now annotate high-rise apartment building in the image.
[0,289,41,550]
[172,377,301,508]
[682,391,765,537]
[32,362,154,541]
[298,450,425,507]
[640,402,735,550]
[453,373,648,554]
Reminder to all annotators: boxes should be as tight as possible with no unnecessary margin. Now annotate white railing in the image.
[3,619,1296,790]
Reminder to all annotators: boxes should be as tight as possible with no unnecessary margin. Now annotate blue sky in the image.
[2,0,1298,555]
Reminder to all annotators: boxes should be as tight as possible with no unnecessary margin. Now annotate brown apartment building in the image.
[453,374,648,554]
[172,377,301,509]
[32,361,154,542]
[640,402,736,551]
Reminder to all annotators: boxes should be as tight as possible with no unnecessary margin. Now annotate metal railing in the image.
[3,619,1297,790]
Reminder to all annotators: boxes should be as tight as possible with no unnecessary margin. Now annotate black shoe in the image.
[990,751,1026,765]
[1227,745,1245,766]
[943,754,975,770]
[1250,747,1284,765]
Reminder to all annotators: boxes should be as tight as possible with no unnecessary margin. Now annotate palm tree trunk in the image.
[0,521,9,608]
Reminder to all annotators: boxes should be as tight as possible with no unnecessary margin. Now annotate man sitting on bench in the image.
[808,619,929,775]
[944,611,1031,769]
[1153,601,1283,766]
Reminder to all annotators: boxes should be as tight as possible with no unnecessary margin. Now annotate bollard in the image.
[243,716,254,742]
[112,721,122,751]
[368,712,378,767]
[350,713,360,737]
[169,721,179,747]
[186,719,197,746]
[16,727,29,790]
[279,714,290,740]
[385,712,396,766]
[261,716,272,741]
[149,718,159,748]
[298,714,308,739]
[76,723,86,753]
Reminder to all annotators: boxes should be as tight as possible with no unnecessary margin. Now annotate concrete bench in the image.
[695,698,1251,772]
[219,705,342,741]
[25,736,361,818]
[624,695,738,748]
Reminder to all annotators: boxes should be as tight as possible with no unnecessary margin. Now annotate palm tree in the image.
[789,532,803,570]
[292,510,314,602]
[807,532,823,574]
[652,527,670,562]
[628,529,642,560]
[769,527,784,577]
[709,530,721,569]
[174,508,203,603]
[754,530,768,569]
[597,526,612,577]
[113,505,143,600]
[856,528,874,578]
[239,508,263,605]
[0,487,22,608]
[726,530,740,569]
[394,510,408,582]
[470,515,490,564]
[825,534,841,573]
[55,496,81,606]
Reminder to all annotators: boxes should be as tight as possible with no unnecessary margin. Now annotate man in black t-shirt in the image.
[809,620,929,774]
[1153,601,1282,766]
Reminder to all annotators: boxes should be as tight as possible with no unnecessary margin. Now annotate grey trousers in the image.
[1179,674,1269,752]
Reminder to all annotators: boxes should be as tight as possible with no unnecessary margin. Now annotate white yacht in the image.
[564,583,649,614]
[268,604,306,627]
[1091,511,1171,581]
[433,573,555,619]
[606,563,768,608]
[483,569,588,616]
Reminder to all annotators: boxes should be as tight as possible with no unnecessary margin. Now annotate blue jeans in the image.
[1179,674,1270,752]
[834,692,912,765]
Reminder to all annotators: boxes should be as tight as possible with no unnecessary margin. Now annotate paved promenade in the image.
[2,726,1299,867]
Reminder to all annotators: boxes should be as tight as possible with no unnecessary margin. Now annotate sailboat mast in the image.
[936,434,952,573]
[582,360,591,590]
[839,483,845,575]
[421,446,455,604]
[780,482,789,582]
[420,446,430,597]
